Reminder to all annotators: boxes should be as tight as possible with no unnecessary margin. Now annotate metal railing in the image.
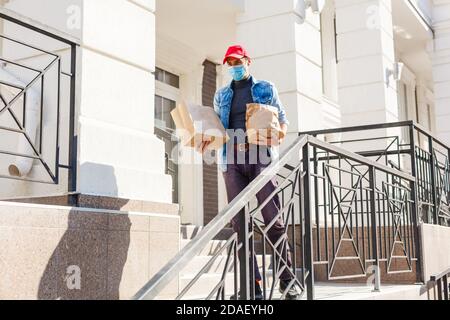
[407,0,434,36]
[302,121,450,227]
[429,267,450,300]
[133,134,420,300]
[0,9,78,192]
[308,138,420,286]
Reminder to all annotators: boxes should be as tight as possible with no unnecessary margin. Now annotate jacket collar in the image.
[225,75,258,93]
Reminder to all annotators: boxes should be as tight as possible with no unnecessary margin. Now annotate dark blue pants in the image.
[222,145,293,281]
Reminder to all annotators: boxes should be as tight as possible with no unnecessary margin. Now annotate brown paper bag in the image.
[246,103,285,145]
[170,101,229,151]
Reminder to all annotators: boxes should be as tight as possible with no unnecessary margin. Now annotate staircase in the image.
[178,225,236,299]
[134,131,431,301]
[178,225,280,300]
[178,225,310,300]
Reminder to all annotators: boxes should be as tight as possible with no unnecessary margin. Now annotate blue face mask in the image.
[229,65,247,81]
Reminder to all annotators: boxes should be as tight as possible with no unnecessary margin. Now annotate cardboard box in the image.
[170,101,229,150]
[246,103,285,145]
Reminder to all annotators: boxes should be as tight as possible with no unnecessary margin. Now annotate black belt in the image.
[233,143,250,152]
[232,143,270,152]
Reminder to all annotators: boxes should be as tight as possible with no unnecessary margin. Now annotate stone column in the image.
[335,0,398,126]
[76,0,172,203]
[430,0,450,145]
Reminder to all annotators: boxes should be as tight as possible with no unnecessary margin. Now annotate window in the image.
[155,67,180,88]
[154,95,176,130]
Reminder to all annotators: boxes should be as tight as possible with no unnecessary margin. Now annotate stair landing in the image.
[311,283,427,300]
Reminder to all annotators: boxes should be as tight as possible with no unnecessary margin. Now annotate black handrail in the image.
[301,121,450,227]
[0,8,80,46]
[430,267,450,300]
[0,9,79,192]
[133,135,309,300]
[301,120,450,151]
[308,136,414,180]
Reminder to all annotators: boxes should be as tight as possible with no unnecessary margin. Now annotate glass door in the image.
[154,67,180,203]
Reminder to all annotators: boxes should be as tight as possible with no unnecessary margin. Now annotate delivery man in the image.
[197,45,301,300]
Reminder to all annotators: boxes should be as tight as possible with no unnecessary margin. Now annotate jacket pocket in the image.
[255,85,273,105]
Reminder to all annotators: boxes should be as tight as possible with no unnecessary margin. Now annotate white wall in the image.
[420,223,450,281]
[336,0,398,126]
[78,0,171,203]
[430,0,450,146]
[0,0,173,204]
[0,0,76,198]
[2,0,83,39]
[321,0,342,129]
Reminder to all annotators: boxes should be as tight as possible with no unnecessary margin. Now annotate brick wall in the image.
[202,60,218,225]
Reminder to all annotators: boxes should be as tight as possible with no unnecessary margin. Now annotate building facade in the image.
[156,0,449,227]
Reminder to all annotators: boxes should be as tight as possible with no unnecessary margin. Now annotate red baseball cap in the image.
[223,45,251,64]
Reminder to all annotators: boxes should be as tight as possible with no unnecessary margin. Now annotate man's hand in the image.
[195,139,212,154]
[255,136,281,146]
[255,123,288,146]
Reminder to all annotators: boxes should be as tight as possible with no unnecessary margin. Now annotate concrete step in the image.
[2,194,179,214]
[180,238,232,256]
[180,225,234,240]
[181,289,285,301]
[178,225,308,299]
[177,283,427,301]
[179,268,308,300]
[179,272,238,298]
[180,237,266,256]
[179,273,281,299]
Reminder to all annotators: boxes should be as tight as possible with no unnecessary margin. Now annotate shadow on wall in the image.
[38,163,131,300]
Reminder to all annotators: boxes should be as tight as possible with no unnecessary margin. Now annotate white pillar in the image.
[430,0,450,145]
[336,0,398,126]
[236,0,324,140]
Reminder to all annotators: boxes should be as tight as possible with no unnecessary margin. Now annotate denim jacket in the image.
[213,76,289,173]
